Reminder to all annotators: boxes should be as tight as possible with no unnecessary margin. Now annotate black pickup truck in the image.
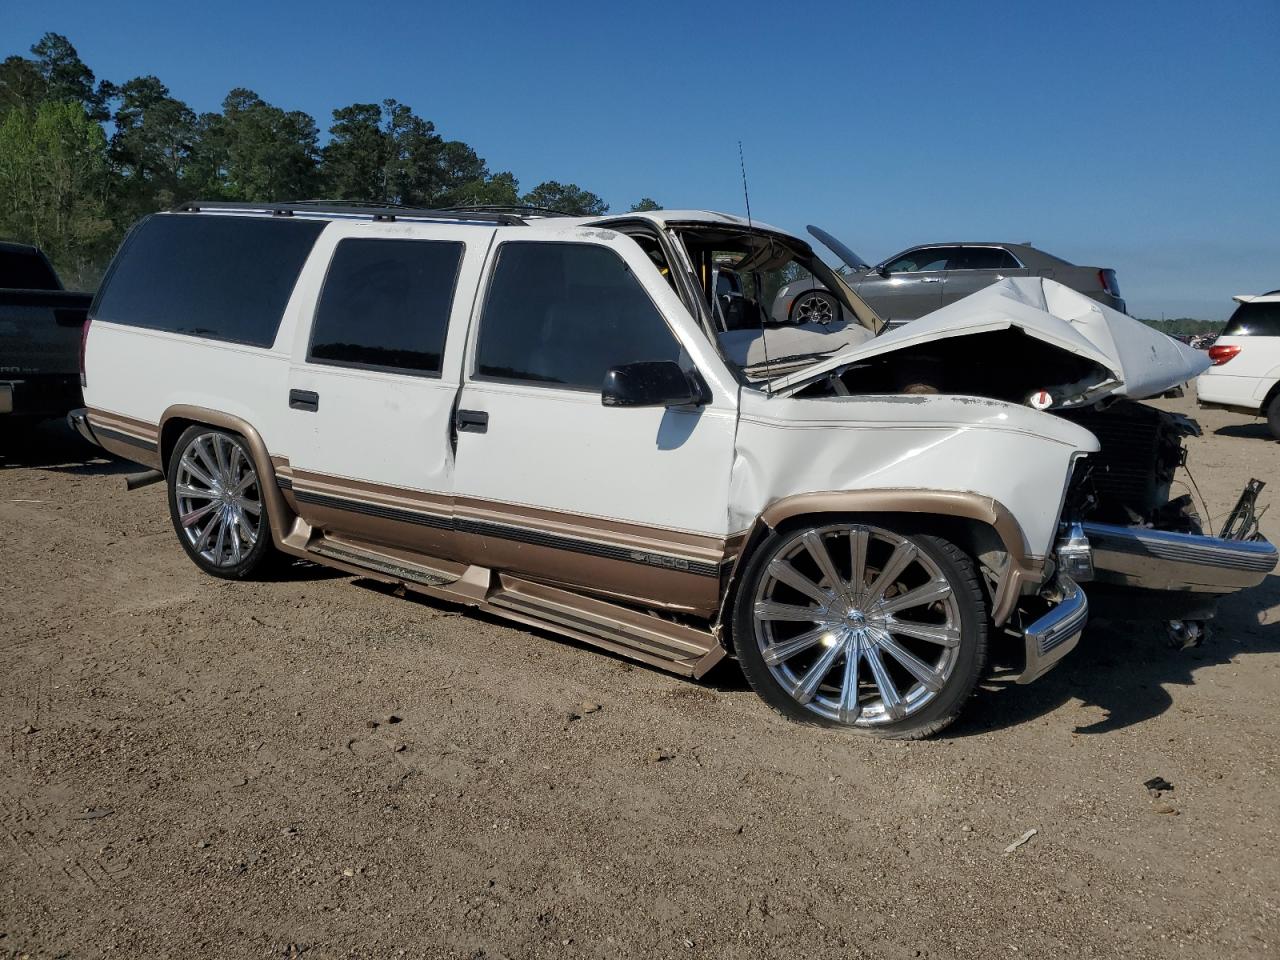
[0,241,90,431]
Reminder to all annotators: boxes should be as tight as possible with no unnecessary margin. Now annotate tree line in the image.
[0,33,663,289]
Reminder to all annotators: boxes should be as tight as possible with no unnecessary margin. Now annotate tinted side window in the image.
[0,248,60,290]
[91,215,326,347]
[948,247,1021,270]
[309,239,463,376]
[884,247,958,273]
[1222,301,1280,337]
[476,242,681,390]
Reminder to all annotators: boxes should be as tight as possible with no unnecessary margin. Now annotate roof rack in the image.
[171,200,527,226]
[438,203,572,218]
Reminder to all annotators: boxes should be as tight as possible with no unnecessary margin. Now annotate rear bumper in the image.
[67,407,99,446]
[0,376,80,418]
[1083,521,1278,593]
[1019,575,1088,684]
[1195,373,1261,411]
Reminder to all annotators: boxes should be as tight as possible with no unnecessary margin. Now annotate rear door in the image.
[941,246,1027,306]
[283,223,494,560]
[449,227,739,614]
[860,246,956,322]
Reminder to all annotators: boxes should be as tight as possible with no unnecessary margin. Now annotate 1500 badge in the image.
[629,551,690,571]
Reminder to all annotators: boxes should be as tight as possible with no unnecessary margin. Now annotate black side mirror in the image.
[601,361,708,408]
[875,265,889,277]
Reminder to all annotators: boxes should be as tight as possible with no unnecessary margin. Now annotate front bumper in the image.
[1083,522,1278,593]
[1019,574,1088,684]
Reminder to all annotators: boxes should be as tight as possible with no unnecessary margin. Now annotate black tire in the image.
[1267,392,1280,441]
[789,290,841,326]
[733,520,988,739]
[166,425,277,580]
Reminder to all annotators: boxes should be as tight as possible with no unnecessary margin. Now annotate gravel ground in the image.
[1,391,1277,960]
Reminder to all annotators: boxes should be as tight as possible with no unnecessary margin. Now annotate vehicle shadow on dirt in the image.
[0,420,136,475]
[1213,422,1276,442]
[950,574,1280,737]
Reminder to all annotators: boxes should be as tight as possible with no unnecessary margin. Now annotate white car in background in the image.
[1196,290,1280,439]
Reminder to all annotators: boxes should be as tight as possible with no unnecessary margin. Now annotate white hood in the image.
[774,277,1209,400]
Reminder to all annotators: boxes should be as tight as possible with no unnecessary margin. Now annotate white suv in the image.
[69,202,1277,738]
[1196,291,1280,438]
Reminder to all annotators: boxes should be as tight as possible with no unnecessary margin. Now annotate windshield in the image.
[674,226,880,387]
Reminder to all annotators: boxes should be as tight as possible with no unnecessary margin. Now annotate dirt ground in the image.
[1,391,1277,960]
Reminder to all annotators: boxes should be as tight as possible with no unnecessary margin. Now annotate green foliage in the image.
[0,30,643,289]
[0,100,113,287]
[629,197,662,212]
[522,180,609,216]
[1137,317,1223,336]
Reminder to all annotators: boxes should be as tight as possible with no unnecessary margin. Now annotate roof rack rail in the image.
[438,203,573,218]
[170,200,527,226]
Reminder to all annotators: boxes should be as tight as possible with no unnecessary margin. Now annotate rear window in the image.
[91,214,326,347]
[0,248,60,290]
[308,238,463,376]
[1222,301,1280,337]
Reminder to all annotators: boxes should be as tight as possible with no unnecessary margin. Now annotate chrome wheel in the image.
[174,431,262,568]
[751,524,964,728]
[793,292,836,325]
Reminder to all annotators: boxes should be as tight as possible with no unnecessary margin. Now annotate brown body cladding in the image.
[85,408,162,470]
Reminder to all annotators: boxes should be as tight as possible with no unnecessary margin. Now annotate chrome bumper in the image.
[67,408,98,446]
[1083,522,1278,593]
[1019,575,1088,685]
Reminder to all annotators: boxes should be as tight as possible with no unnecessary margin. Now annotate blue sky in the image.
[7,0,1279,318]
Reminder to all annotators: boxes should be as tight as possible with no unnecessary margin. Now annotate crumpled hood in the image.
[774,277,1209,399]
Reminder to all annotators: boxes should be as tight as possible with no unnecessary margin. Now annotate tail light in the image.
[1208,344,1241,366]
[79,316,91,387]
[1098,269,1121,298]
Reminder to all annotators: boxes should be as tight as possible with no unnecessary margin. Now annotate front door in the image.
[860,246,957,322]
[283,223,494,560]
[450,229,739,615]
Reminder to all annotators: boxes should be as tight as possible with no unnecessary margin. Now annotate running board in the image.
[487,575,725,678]
[309,539,460,587]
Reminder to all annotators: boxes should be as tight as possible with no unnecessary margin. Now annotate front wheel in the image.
[1267,392,1280,441]
[167,425,275,579]
[733,521,988,739]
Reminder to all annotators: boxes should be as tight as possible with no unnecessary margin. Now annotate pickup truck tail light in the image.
[1208,344,1241,366]
[79,316,91,387]
[1097,269,1121,298]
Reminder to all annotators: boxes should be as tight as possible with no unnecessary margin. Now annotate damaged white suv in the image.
[71,203,1277,738]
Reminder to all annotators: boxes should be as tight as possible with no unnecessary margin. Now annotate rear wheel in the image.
[790,290,840,326]
[1267,392,1280,441]
[733,521,988,739]
[167,425,275,579]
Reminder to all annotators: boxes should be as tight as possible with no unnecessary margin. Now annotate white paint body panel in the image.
[1195,336,1280,411]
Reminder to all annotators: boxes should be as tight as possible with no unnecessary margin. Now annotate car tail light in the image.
[1098,269,1121,298]
[79,316,91,387]
[1208,344,1241,366]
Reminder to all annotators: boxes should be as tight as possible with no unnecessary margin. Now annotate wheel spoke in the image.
[194,437,220,480]
[228,519,242,565]
[837,635,862,724]
[193,511,219,551]
[232,470,257,495]
[180,456,216,490]
[878,633,945,693]
[176,483,215,501]
[180,501,218,528]
[212,508,228,561]
[863,644,905,721]
[754,599,822,623]
[887,618,960,648]
[212,434,230,478]
[801,530,843,595]
[767,559,831,606]
[236,506,259,545]
[238,497,261,517]
[878,579,952,616]
[867,543,917,602]
[790,635,845,705]
[762,626,828,666]
[848,528,869,595]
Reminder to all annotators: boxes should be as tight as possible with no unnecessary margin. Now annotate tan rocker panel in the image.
[85,407,162,470]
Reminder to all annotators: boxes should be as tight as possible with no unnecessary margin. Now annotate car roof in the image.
[883,242,1074,269]
[1233,291,1280,304]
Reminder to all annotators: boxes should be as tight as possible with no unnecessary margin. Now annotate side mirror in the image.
[601,361,708,408]
[875,265,889,277]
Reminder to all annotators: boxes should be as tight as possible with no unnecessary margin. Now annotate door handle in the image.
[919,277,942,283]
[456,409,488,433]
[289,389,319,412]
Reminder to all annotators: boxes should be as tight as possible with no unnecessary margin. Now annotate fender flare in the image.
[718,489,1045,634]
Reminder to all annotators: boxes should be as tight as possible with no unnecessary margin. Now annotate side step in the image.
[309,539,459,587]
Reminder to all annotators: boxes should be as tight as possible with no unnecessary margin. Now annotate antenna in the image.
[738,140,773,390]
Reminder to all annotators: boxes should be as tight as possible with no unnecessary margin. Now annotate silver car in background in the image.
[773,227,1127,326]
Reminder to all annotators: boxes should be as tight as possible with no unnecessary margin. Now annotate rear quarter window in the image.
[91,214,326,347]
[1222,301,1280,337]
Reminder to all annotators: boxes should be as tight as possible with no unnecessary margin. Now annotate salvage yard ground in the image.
[1,391,1277,959]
